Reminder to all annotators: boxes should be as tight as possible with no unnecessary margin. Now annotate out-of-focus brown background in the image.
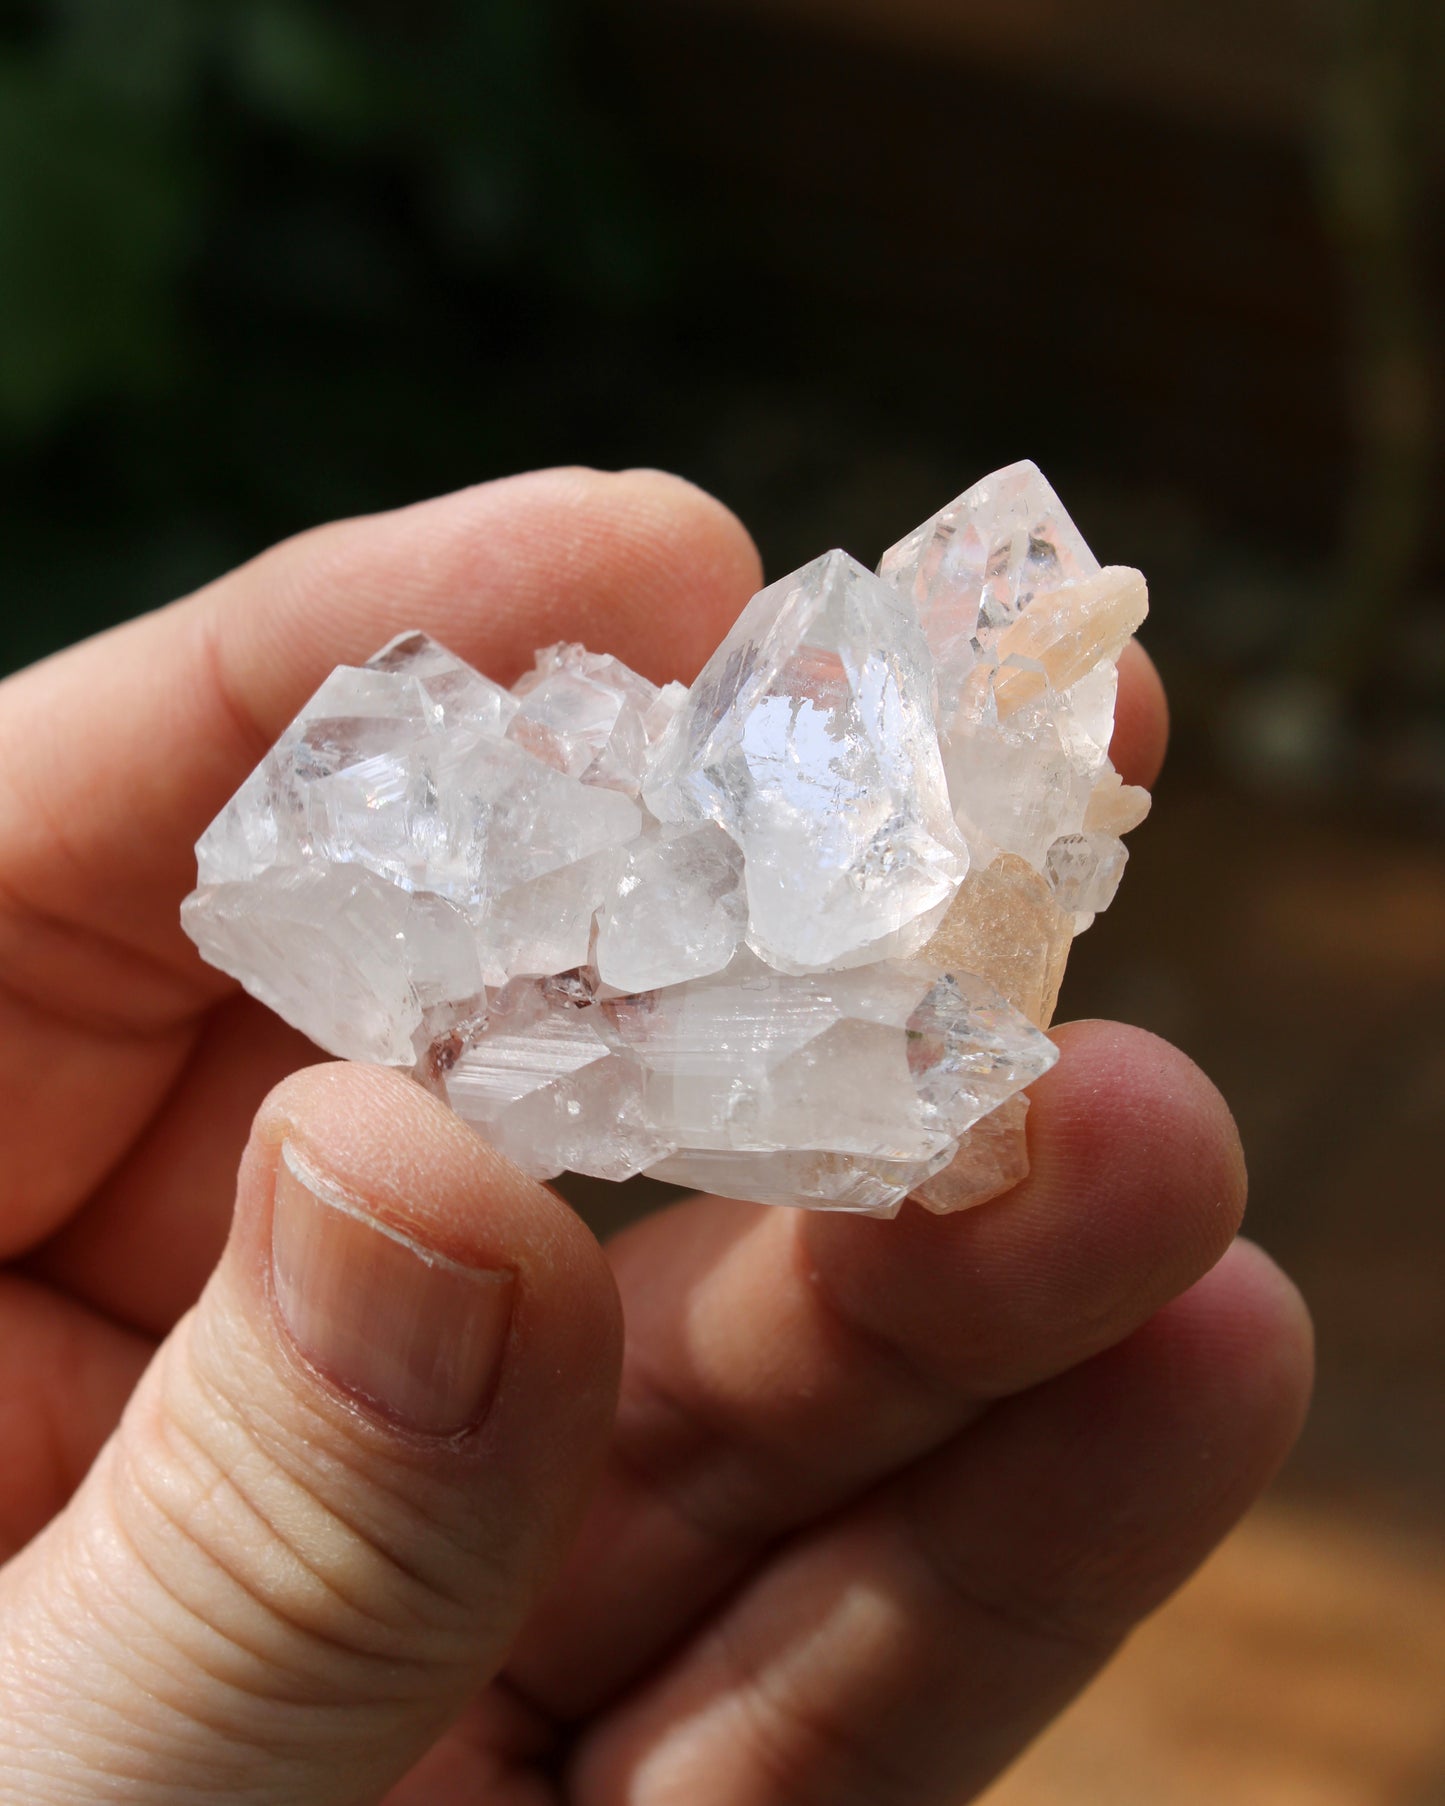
[2,2,1442,1798]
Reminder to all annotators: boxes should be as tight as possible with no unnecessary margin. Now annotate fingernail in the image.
[271,1141,513,1435]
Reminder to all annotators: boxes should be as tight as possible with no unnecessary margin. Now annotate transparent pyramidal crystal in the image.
[183,461,1150,1217]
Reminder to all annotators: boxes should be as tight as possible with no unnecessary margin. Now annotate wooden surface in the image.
[983,1501,1445,1806]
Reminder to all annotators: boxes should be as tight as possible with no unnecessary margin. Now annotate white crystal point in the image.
[625,957,1054,1216]
[601,954,1055,1166]
[1045,830,1129,922]
[367,630,519,734]
[940,676,1096,871]
[643,549,967,972]
[184,639,643,1047]
[508,642,663,793]
[443,949,1053,1217]
[880,471,1148,907]
[194,649,640,919]
[877,459,1102,700]
[902,966,1059,1133]
[912,1093,1031,1214]
[595,823,746,992]
[193,661,435,887]
[476,847,623,987]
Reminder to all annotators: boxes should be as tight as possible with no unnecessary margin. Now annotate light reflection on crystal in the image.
[644,549,967,973]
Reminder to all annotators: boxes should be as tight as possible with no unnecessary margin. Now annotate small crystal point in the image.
[182,462,1150,1217]
[912,1094,1031,1214]
[1085,768,1152,835]
[509,641,662,792]
[366,630,519,734]
[1045,830,1129,919]
[595,823,746,992]
[877,459,1101,700]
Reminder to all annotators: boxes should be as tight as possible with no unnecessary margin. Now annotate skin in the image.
[0,468,1312,1804]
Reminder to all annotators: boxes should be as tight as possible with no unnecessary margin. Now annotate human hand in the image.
[0,469,1312,1804]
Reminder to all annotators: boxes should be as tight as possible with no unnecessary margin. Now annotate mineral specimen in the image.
[183,460,1150,1217]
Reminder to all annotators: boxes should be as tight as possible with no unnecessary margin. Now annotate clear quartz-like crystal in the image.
[595,823,746,993]
[187,631,642,1015]
[181,866,486,1067]
[509,642,666,792]
[877,460,1101,703]
[913,1094,1032,1214]
[182,463,1150,1217]
[643,549,968,973]
[608,955,1053,1160]
[368,630,519,734]
[443,979,668,1182]
[1045,830,1129,922]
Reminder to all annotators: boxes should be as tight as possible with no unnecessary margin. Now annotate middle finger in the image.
[504,1018,1247,1716]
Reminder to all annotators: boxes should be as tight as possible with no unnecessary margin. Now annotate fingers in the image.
[505,1022,1248,1714]
[571,1241,1314,1806]
[34,997,321,1335]
[0,1276,152,1560]
[1112,638,1168,790]
[0,1063,621,1806]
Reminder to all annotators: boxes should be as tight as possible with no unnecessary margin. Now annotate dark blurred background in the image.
[2,2,1443,1798]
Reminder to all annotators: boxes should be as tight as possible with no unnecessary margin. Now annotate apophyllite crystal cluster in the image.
[183,461,1150,1216]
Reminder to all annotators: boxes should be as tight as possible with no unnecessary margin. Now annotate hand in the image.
[0,469,1312,1805]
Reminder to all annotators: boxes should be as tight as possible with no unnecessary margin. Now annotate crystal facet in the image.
[643,549,967,973]
[182,464,1150,1217]
[877,460,1101,704]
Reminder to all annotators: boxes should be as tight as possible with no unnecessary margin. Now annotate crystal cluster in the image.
[183,461,1149,1217]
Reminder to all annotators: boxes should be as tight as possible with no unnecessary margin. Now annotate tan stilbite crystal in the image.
[913,1094,1032,1214]
[921,854,1073,1030]
[991,566,1149,716]
[1085,768,1153,835]
[911,856,1072,1212]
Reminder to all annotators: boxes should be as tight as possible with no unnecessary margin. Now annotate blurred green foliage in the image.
[1,0,1440,805]
[0,0,669,670]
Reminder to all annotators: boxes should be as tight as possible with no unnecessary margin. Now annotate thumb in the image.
[0,1063,622,1805]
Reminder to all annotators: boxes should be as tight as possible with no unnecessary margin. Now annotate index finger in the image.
[0,469,762,1246]
[0,467,763,986]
